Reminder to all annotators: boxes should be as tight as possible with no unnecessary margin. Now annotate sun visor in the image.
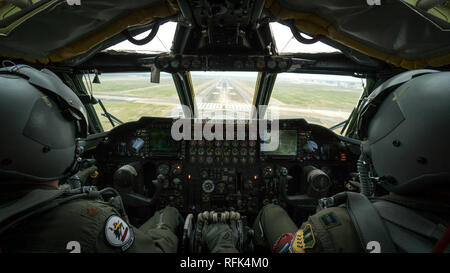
[267,0,450,69]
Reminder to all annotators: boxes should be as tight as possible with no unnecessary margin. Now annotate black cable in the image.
[289,24,321,44]
[123,21,161,46]
[275,18,322,45]
[99,187,128,220]
[358,153,373,197]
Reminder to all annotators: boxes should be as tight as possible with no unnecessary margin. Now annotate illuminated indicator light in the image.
[90,171,99,179]
[340,153,347,162]
[188,174,192,180]
[254,175,258,180]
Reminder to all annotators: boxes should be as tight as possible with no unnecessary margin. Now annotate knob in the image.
[130,138,145,154]
[157,173,165,181]
[304,166,332,198]
[173,178,182,185]
[200,169,209,179]
[157,164,170,175]
[113,164,137,188]
[202,180,215,193]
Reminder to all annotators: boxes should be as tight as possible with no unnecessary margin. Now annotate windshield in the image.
[266,73,364,128]
[91,71,364,131]
[91,72,182,131]
[106,22,176,54]
[191,72,257,120]
[270,22,340,54]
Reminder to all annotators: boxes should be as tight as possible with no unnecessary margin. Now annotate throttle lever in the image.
[122,178,162,206]
[278,167,317,208]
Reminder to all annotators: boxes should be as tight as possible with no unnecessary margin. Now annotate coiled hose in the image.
[357,153,373,197]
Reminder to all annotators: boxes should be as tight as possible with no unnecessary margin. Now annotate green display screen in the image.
[149,130,179,152]
[262,130,298,156]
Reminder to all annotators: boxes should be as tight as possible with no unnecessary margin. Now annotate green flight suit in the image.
[0,185,181,253]
[253,194,450,253]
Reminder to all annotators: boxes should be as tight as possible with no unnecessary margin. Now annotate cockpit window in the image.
[191,72,258,120]
[105,22,176,53]
[91,72,182,131]
[266,73,364,128]
[270,22,340,54]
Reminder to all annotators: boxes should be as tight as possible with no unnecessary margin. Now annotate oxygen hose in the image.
[357,153,373,197]
[99,187,129,223]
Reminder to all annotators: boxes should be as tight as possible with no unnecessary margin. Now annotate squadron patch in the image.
[105,215,134,251]
[288,224,316,253]
[273,232,295,253]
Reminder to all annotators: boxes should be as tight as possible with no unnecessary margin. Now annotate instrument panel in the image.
[94,117,357,221]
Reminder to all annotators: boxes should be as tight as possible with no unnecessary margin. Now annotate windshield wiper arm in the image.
[329,120,348,131]
[101,112,123,125]
[98,99,123,127]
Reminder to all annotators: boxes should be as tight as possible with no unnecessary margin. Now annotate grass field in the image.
[93,102,174,131]
[91,73,364,131]
[93,74,178,98]
[271,81,362,110]
[94,74,215,97]
[92,74,179,130]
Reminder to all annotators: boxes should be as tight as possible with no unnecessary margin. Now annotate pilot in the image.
[253,70,450,253]
[0,65,182,253]
[207,70,450,253]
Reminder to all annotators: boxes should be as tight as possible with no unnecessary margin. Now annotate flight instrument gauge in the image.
[202,180,215,193]
[157,164,170,175]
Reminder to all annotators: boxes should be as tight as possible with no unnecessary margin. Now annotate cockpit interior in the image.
[1,0,449,253]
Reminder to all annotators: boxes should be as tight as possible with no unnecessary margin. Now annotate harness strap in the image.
[0,192,88,235]
[345,192,397,253]
[373,201,446,240]
[0,189,65,224]
[372,200,448,253]
[0,186,105,236]
[323,192,448,253]
[383,221,435,253]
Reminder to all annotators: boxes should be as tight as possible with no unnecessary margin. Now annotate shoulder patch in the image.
[105,215,134,251]
[288,224,316,253]
[320,212,341,229]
